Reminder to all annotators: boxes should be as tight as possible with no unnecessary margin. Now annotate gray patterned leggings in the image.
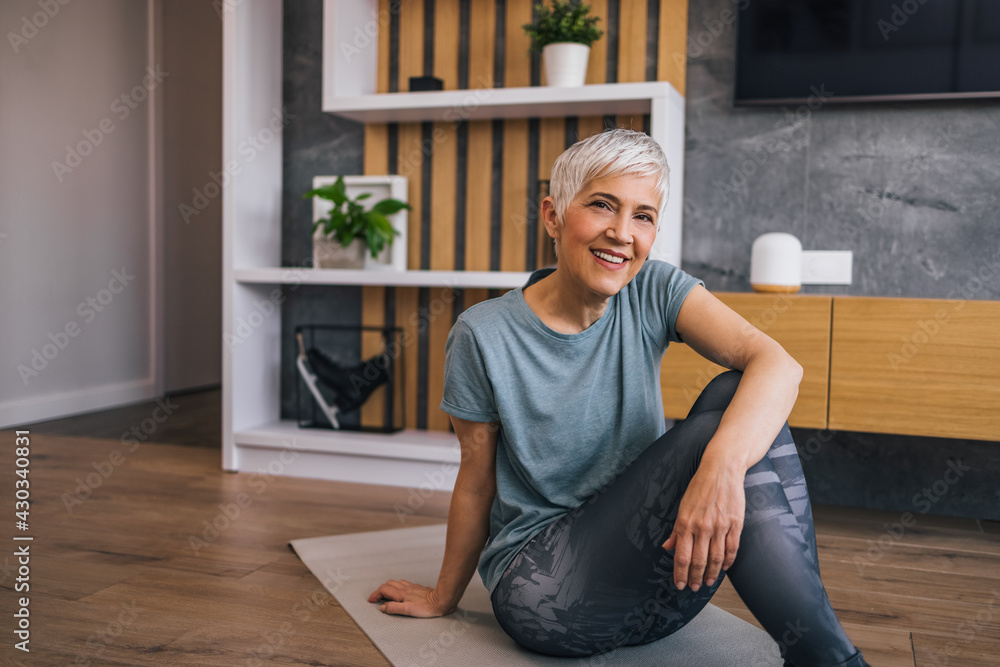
[490,371,866,666]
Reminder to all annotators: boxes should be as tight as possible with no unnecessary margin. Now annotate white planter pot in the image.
[313,232,365,269]
[543,43,590,87]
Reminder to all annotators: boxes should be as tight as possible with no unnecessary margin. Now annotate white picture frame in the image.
[311,174,409,271]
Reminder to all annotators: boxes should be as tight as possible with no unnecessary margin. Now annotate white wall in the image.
[0,0,162,427]
[162,0,222,393]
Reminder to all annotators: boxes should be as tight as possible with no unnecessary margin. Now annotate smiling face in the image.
[543,172,660,301]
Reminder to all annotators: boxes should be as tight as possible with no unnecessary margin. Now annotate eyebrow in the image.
[588,191,658,213]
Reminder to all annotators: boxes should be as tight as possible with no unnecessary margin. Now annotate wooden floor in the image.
[3,389,999,666]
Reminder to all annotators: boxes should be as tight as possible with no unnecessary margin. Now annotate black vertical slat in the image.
[529,2,541,86]
[424,0,435,77]
[643,114,651,137]
[565,116,579,147]
[452,289,465,323]
[458,0,470,89]
[606,0,620,83]
[646,0,660,82]
[490,119,504,271]
[526,117,540,270]
[421,122,433,270]
[388,124,399,174]
[389,1,400,92]
[417,288,430,429]
[384,286,396,428]
[488,288,501,300]
[603,114,617,131]
[455,121,468,270]
[494,0,506,87]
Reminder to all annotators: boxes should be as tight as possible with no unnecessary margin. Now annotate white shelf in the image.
[324,81,675,124]
[235,267,533,289]
[237,420,460,462]
[233,420,461,489]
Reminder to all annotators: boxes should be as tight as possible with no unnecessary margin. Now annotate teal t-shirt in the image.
[439,259,704,596]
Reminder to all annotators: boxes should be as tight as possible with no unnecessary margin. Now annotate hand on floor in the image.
[368,579,456,617]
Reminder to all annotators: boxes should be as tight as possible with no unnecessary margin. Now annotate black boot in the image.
[306,347,392,414]
[783,647,870,667]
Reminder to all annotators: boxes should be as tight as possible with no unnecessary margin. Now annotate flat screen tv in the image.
[734,0,1000,105]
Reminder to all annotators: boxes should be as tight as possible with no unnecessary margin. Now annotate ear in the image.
[540,197,560,242]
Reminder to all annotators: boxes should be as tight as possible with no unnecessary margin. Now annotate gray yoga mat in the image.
[289,524,782,666]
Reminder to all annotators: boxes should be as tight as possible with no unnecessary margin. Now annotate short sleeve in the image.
[439,319,500,422]
[638,260,704,345]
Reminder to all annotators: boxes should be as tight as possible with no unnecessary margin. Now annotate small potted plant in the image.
[303,176,410,270]
[523,0,604,87]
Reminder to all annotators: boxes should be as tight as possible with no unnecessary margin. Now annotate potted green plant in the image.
[303,175,410,270]
[523,0,604,87]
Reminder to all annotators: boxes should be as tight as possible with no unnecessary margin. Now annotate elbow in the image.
[786,353,804,388]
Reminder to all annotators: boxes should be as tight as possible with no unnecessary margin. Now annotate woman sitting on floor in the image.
[369,128,869,667]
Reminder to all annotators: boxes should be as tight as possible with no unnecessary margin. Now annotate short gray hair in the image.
[549,128,670,229]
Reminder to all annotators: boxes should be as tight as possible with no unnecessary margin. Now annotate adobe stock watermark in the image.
[337,1,403,64]
[17,267,135,386]
[61,395,179,513]
[398,608,479,667]
[846,125,961,242]
[246,567,352,666]
[715,85,833,203]
[188,445,302,556]
[7,0,71,54]
[887,254,1000,371]
[72,599,144,666]
[925,588,1000,666]
[877,0,929,41]
[181,106,295,224]
[853,458,971,575]
[51,65,168,182]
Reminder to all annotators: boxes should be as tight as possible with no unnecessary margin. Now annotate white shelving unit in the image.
[222,0,686,489]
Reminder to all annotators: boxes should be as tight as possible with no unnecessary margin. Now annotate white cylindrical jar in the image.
[750,232,802,293]
[542,43,591,87]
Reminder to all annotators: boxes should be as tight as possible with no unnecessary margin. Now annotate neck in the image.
[524,269,611,334]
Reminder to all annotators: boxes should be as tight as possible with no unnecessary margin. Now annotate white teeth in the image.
[592,250,625,264]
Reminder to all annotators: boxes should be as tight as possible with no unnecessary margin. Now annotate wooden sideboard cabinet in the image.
[660,293,833,429]
[661,292,1000,441]
[829,297,1000,441]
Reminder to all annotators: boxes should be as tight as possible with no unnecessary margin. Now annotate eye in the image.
[589,200,612,211]
[635,213,655,224]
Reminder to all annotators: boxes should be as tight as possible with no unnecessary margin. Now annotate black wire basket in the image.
[294,324,405,433]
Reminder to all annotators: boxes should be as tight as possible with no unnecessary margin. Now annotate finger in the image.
[672,530,694,590]
[379,600,410,616]
[704,527,728,586]
[662,531,677,551]
[723,519,742,570]
[367,582,392,602]
[687,528,712,591]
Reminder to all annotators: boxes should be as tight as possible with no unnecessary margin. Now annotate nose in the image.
[605,215,633,245]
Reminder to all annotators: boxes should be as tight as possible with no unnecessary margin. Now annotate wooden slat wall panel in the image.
[616,0,646,129]
[434,0,460,90]
[468,0,495,88]
[501,119,529,272]
[361,127,390,429]
[356,0,689,432]
[585,0,609,86]
[430,122,457,270]
[465,121,493,272]
[658,0,687,94]
[378,0,391,93]
[426,286,456,431]
[660,293,833,429]
[829,297,1000,440]
[396,287,420,429]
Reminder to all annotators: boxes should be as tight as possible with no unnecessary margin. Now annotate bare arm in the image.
[368,415,498,616]
[662,285,803,591]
